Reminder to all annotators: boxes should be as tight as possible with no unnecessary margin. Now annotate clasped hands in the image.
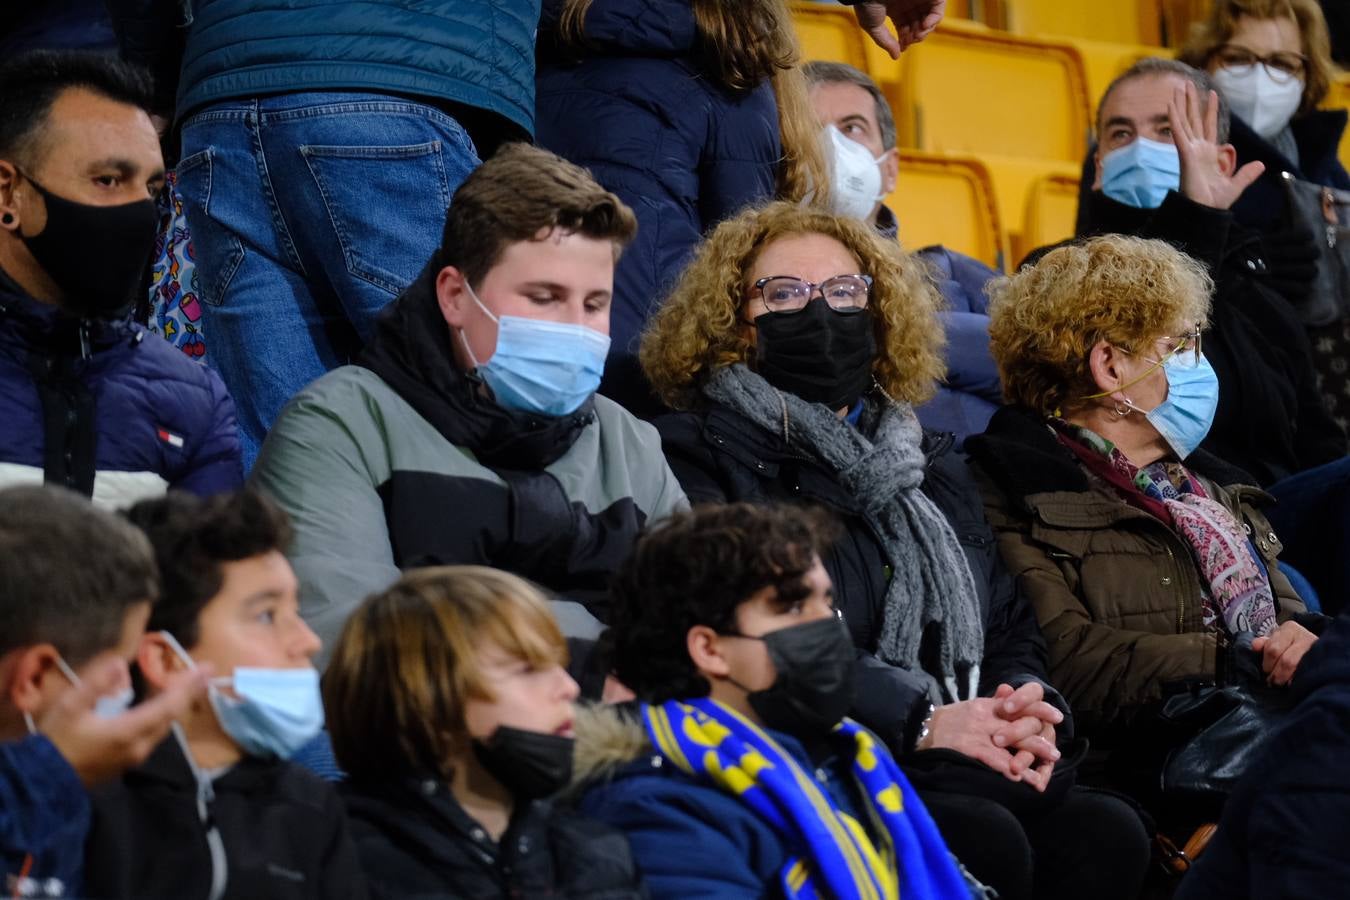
[917,681,1063,793]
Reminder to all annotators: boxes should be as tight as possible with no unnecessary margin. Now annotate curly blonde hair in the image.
[1178,0,1336,114]
[987,234,1213,417]
[640,201,945,410]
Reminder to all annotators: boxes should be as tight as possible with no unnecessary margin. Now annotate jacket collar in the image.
[1229,108,1349,176]
[966,405,1259,522]
[0,262,137,357]
[874,205,900,241]
[127,732,285,795]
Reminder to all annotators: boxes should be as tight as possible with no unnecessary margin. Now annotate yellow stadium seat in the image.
[1003,0,1163,46]
[887,150,1008,270]
[791,2,873,70]
[974,154,1082,265]
[888,22,1092,163]
[1323,73,1350,174]
[1067,38,1171,113]
[1020,171,1083,264]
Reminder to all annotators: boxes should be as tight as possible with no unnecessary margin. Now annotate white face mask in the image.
[822,124,893,221]
[23,656,135,735]
[1212,64,1304,140]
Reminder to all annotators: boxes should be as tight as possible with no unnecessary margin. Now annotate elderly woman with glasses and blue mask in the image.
[641,201,1152,900]
[967,233,1326,811]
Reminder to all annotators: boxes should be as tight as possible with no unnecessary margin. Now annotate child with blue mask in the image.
[83,490,366,900]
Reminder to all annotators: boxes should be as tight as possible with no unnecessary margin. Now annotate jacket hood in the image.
[541,0,698,58]
[569,703,653,795]
[966,405,1260,515]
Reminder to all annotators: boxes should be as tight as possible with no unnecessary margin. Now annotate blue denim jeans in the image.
[1265,454,1350,616]
[176,92,481,468]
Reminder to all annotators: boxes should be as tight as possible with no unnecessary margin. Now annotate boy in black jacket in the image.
[84,490,366,900]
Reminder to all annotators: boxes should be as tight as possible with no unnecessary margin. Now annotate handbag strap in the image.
[1155,823,1219,876]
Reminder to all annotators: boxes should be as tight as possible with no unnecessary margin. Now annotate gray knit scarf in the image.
[705,364,985,702]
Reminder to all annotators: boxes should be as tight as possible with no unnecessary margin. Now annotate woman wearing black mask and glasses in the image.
[639,201,1150,900]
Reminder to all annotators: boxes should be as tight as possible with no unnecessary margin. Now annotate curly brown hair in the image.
[640,202,946,410]
[987,234,1213,417]
[1178,0,1336,115]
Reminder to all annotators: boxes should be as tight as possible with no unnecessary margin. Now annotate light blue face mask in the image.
[1101,137,1181,209]
[458,281,610,418]
[161,631,324,760]
[23,656,135,734]
[1125,353,1220,459]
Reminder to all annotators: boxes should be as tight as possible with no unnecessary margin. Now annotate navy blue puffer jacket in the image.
[534,0,781,412]
[0,269,242,505]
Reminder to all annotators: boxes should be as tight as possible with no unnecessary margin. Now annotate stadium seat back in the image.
[1003,0,1163,46]
[1020,171,1082,264]
[791,2,873,71]
[888,150,1008,270]
[891,24,1092,163]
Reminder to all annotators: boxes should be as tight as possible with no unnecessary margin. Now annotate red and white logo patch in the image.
[156,428,185,449]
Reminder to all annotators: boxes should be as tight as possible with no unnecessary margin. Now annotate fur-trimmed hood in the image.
[569,703,654,797]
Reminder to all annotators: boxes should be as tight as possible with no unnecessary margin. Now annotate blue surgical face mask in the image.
[1101,137,1181,209]
[161,631,324,760]
[1125,353,1220,459]
[458,281,610,417]
[22,656,135,734]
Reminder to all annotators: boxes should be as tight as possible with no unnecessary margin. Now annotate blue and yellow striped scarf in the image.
[643,698,968,900]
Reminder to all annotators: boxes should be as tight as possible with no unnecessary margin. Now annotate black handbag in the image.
[1279,171,1350,326]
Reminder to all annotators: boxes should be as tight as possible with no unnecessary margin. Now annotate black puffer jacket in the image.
[1074,190,1346,486]
[655,400,1065,752]
[85,736,365,899]
[340,776,645,900]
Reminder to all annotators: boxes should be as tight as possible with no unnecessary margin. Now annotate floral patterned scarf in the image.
[1051,420,1278,637]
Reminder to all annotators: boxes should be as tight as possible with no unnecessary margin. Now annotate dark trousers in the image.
[919,786,1151,900]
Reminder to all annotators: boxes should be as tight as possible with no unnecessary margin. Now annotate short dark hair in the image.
[125,490,294,648]
[439,142,638,286]
[1096,57,1231,145]
[803,60,898,151]
[0,49,154,166]
[609,503,837,702]
[0,485,158,664]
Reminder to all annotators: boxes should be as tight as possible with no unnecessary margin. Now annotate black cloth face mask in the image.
[15,169,159,319]
[728,616,857,736]
[472,725,575,800]
[754,299,878,411]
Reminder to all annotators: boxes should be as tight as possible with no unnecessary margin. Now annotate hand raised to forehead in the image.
[1171,81,1265,211]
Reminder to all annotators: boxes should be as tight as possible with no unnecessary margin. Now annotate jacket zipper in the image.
[1166,543,1183,634]
[172,725,228,900]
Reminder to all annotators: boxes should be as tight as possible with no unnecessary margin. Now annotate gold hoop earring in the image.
[1112,401,1132,419]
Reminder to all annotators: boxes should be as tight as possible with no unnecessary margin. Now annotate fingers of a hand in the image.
[999,681,1044,717]
[1011,734,1061,762]
[1270,642,1305,685]
[1009,749,1036,776]
[993,715,1043,748]
[1204,89,1220,143]
[1018,700,1064,724]
[993,683,1016,701]
[967,743,1015,776]
[1167,91,1188,147]
[1233,160,1266,194]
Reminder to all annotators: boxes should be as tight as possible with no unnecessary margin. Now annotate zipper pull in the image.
[78,320,91,360]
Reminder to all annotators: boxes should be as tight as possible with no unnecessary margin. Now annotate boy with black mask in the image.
[83,490,365,899]
[573,503,973,899]
[0,50,241,505]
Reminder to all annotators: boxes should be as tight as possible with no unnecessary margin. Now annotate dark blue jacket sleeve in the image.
[0,736,90,897]
[172,367,243,495]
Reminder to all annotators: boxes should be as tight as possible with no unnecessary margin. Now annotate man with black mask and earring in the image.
[0,50,241,507]
[574,503,977,900]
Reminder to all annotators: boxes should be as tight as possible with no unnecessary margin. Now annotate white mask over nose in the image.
[1212,64,1304,140]
[823,124,893,221]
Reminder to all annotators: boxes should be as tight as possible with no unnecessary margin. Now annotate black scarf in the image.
[356,262,595,471]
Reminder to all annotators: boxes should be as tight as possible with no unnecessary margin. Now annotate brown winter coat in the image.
[966,407,1309,738]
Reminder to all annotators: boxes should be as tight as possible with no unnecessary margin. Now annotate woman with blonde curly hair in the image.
[966,234,1321,814]
[642,201,1151,900]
